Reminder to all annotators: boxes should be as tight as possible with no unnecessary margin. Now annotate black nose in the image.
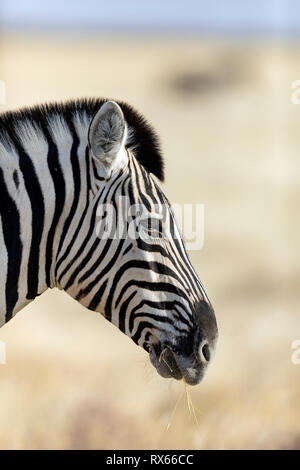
[193,300,218,363]
[200,342,211,362]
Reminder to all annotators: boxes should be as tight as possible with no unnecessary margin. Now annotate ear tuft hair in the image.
[116,101,164,181]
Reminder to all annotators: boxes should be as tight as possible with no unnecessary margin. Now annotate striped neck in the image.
[0,113,92,322]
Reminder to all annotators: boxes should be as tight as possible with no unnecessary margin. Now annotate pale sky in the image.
[0,0,299,35]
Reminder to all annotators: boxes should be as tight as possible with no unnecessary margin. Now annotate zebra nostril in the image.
[201,343,211,362]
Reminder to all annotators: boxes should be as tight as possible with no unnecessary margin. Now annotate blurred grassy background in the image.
[0,33,299,449]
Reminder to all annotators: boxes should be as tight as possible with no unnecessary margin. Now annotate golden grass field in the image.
[0,34,299,449]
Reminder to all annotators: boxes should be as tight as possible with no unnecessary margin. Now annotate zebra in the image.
[0,98,218,385]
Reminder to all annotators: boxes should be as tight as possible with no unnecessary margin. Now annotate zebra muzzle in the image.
[158,347,183,380]
[149,341,208,386]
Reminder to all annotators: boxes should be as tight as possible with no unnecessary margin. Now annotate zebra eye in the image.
[140,217,163,240]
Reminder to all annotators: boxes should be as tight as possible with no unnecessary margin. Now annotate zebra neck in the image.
[0,119,90,325]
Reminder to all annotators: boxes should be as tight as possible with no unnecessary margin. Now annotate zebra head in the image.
[63,100,218,386]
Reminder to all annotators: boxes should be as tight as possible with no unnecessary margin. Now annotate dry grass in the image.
[0,34,299,449]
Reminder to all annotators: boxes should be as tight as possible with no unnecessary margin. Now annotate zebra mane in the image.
[0,98,164,181]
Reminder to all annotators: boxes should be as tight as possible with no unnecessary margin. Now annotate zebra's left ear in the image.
[88,101,127,177]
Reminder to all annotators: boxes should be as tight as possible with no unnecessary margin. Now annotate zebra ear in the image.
[88,101,127,173]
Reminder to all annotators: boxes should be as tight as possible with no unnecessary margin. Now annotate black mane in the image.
[0,98,164,181]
